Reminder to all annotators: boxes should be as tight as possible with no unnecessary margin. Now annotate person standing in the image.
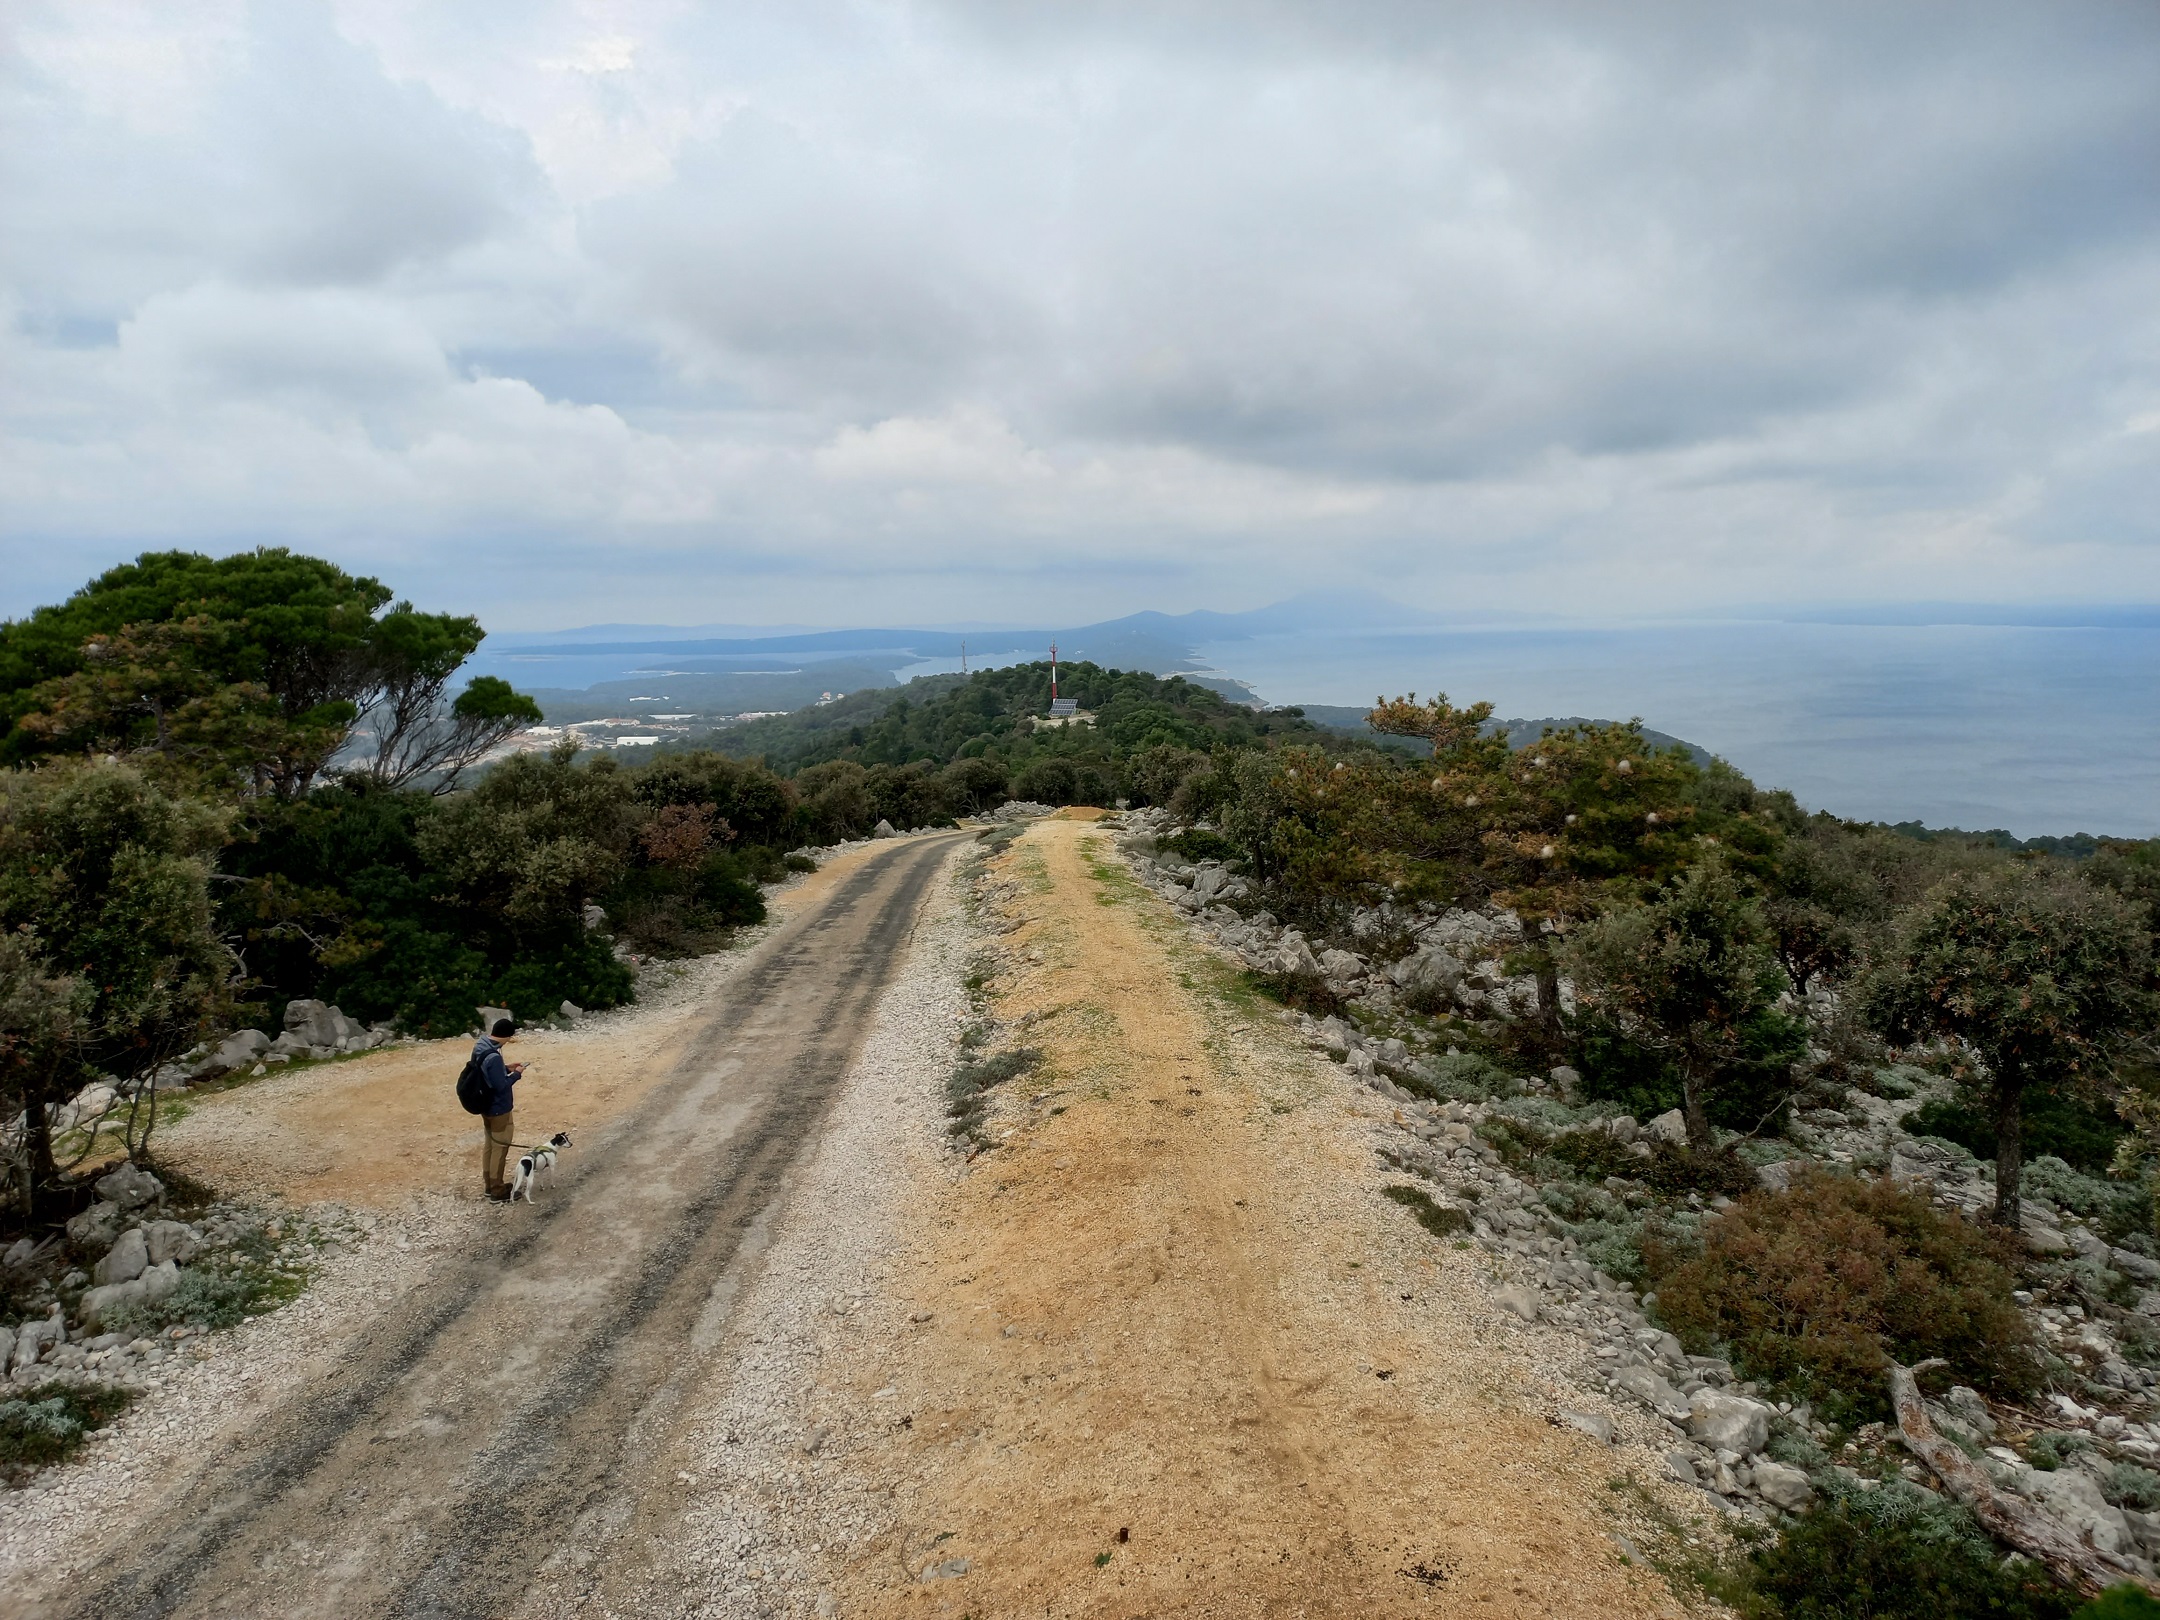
[474,1017,524,1201]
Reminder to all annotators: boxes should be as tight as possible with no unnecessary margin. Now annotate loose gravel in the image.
[596,847,975,1619]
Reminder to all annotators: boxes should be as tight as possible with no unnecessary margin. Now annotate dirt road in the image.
[819,818,1686,1618]
[5,831,968,1620]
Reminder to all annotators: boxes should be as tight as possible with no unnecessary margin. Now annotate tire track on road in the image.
[13,833,964,1620]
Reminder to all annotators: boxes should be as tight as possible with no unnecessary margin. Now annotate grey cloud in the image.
[1,3,543,326]
[2,0,2158,623]
[586,110,1029,412]
[227,9,542,286]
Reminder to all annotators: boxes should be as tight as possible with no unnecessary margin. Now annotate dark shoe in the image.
[485,1186,511,1202]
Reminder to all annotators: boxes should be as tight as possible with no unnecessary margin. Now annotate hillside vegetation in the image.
[8,551,2160,1613]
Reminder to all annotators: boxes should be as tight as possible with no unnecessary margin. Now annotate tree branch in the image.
[1888,1359,2154,1598]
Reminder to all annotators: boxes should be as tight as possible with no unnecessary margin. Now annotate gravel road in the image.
[2,832,969,1620]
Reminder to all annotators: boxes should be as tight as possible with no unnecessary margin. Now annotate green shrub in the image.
[1249,967,1347,1018]
[1651,1166,2036,1418]
[489,931,636,1016]
[1403,1051,1514,1101]
[2077,1587,2160,1620]
[2019,1155,2151,1244]
[0,1382,133,1479]
[1570,1008,1805,1135]
[1905,1091,2125,1176]
[1162,828,1240,864]
[1535,1182,1671,1284]
[2104,1463,2160,1510]
[1732,1479,2076,1619]
[1383,1184,1472,1237]
[2027,1430,2093,1471]
[101,1217,310,1334]
[945,1047,1043,1146]
[783,851,817,873]
[1492,1117,1760,1200]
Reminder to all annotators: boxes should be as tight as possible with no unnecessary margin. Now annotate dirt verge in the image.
[822,817,1692,1617]
[152,840,903,1210]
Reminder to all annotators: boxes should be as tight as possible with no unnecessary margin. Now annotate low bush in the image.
[1161,828,1241,864]
[2026,1430,2094,1471]
[1383,1184,1472,1237]
[1570,1009,1806,1136]
[1651,1166,2036,1418]
[1493,1119,1761,1200]
[1726,1478,2077,1619]
[2018,1155,2151,1244]
[2106,1463,2160,1510]
[2080,1588,2160,1619]
[783,851,818,873]
[1905,1091,2125,1176]
[945,1047,1043,1147]
[0,1382,133,1480]
[100,1215,311,1335]
[1536,1182,1674,1284]
[608,850,769,958]
[1402,1051,1515,1102]
[1250,967,1347,1018]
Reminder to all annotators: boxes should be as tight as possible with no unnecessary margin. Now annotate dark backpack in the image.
[455,1054,490,1115]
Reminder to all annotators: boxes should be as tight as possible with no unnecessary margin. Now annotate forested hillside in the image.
[710,659,1322,775]
[7,549,2159,1275]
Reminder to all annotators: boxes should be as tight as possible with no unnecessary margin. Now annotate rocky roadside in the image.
[593,841,975,1620]
[1118,805,2160,1583]
[0,855,849,1543]
[0,1187,476,1581]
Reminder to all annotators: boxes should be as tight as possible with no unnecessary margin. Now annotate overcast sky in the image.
[3,1,2157,629]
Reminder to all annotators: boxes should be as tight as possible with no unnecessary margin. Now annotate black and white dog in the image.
[508,1132,572,1204]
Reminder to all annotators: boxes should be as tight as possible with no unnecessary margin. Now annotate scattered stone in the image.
[212,1028,273,1072]
[1753,1460,1814,1512]
[1944,1385,1996,1439]
[142,1219,199,1267]
[2113,1248,2160,1283]
[1615,1366,1692,1423]
[283,998,364,1050]
[874,820,898,839]
[1558,1410,1614,1444]
[1685,1390,1773,1455]
[66,1200,125,1252]
[919,1557,970,1581]
[11,1313,63,1371]
[1643,1109,1688,1146]
[2027,1467,2132,1556]
[95,1227,149,1286]
[94,1161,164,1212]
[1492,1285,1541,1323]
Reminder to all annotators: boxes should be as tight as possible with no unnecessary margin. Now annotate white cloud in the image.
[2,0,2157,626]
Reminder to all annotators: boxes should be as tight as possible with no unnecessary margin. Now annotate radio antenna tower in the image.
[960,640,968,674]
[1050,641,1059,700]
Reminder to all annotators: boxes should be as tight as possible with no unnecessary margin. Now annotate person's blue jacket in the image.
[471,1036,517,1117]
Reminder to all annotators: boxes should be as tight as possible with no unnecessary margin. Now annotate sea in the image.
[1191,620,2160,840]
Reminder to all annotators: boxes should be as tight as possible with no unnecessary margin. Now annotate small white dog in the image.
[507,1131,571,1203]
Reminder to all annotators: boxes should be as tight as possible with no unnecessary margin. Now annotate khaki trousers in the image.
[483,1111,515,1193]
